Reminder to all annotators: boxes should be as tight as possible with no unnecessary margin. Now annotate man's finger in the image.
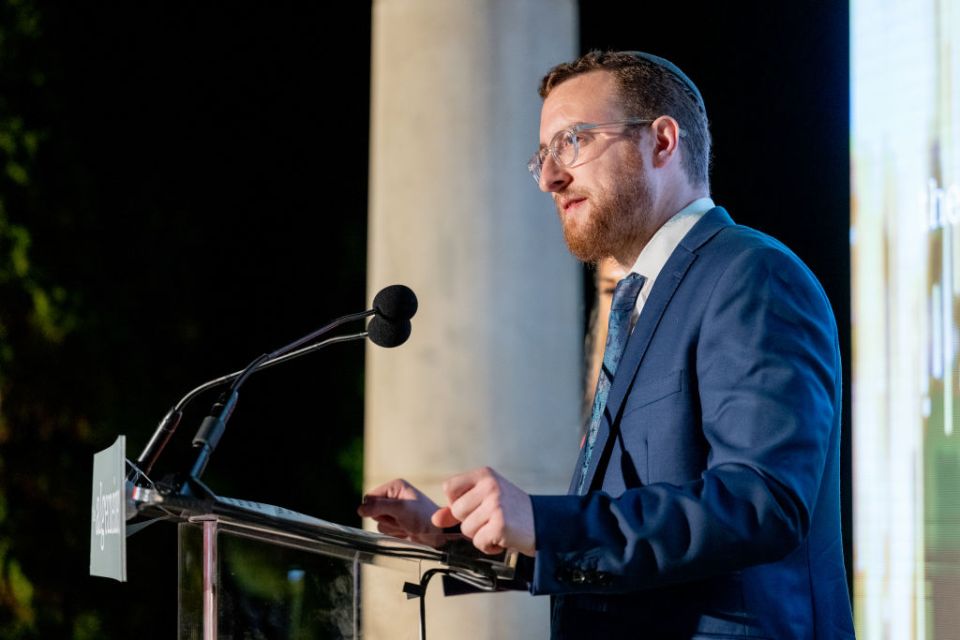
[377,521,406,537]
[431,505,460,529]
[441,467,490,503]
[472,525,506,555]
[470,507,506,554]
[363,478,413,501]
[457,495,492,540]
[448,483,488,524]
[357,496,411,520]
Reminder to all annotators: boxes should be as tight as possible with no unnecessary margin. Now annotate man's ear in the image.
[650,116,682,169]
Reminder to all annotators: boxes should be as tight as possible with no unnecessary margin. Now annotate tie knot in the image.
[611,273,646,311]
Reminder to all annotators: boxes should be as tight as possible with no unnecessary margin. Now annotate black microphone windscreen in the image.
[367,316,412,348]
[372,284,418,321]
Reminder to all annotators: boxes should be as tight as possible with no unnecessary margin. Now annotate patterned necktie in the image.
[575,272,646,495]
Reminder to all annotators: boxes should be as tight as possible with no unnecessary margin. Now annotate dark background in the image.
[0,2,848,637]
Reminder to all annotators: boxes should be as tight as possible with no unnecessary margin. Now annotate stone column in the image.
[364,1,579,638]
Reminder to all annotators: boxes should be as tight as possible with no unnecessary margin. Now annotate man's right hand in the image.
[357,478,444,545]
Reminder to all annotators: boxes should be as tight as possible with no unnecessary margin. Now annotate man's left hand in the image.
[431,467,536,557]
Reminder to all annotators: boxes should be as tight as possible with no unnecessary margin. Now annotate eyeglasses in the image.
[527,118,654,184]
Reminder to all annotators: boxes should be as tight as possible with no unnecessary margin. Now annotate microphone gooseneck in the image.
[134,284,418,485]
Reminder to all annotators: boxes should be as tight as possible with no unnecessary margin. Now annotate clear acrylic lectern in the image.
[131,486,516,640]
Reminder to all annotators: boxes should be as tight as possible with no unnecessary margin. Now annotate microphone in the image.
[373,284,418,322]
[367,284,417,348]
[367,316,412,348]
[134,285,418,481]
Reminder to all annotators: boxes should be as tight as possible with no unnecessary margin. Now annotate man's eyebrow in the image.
[539,124,571,147]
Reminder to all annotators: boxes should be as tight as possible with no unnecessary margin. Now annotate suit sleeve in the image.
[529,245,840,594]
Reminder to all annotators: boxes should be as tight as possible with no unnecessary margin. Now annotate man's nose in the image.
[539,155,572,192]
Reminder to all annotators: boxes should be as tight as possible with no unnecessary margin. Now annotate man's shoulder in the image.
[676,209,831,312]
[689,208,784,251]
[689,209,813,273]
[677,206,785,256]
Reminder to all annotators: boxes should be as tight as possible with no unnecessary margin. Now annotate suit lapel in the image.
[576,207,734,493]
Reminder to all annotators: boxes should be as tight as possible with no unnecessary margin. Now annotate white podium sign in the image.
[90,435,126,582]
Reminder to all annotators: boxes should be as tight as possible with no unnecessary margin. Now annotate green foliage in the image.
[0,1,93,636]
[0,1,40,634]
[0,541,33,635]
[0,1,370,636]
[0,212,73,351]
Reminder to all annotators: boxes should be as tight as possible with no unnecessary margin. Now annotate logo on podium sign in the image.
[90,435,127,582]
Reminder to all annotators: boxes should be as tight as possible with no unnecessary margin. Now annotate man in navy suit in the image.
[359,51,855,639]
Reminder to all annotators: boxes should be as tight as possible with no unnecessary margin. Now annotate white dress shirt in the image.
[629,197,716,323]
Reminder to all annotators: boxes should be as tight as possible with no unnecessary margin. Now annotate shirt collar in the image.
[629,196,715,306]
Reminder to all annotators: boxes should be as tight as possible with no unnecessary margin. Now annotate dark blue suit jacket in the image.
[529,208,855,639]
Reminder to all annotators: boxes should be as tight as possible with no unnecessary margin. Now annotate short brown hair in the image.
[539,51,711,188]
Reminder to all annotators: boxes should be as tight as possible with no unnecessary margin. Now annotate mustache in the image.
[554,189,588,203]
